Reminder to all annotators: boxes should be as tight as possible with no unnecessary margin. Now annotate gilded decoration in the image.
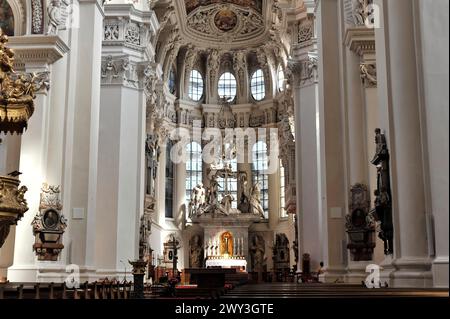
[0,176,28,248]
[0,28,40,134]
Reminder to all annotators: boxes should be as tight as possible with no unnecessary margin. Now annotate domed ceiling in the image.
[175,0,269,49]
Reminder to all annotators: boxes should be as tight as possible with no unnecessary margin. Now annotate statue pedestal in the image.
[129,260,148,299]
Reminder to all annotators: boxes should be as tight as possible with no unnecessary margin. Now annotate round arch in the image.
[3,0,26,36]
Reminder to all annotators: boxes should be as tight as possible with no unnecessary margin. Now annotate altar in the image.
[205,257,247,270]
[187,138,266,272]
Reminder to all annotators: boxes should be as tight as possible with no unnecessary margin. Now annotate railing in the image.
[0,280,133,300]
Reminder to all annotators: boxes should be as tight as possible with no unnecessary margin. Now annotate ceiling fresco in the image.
[185,0,263,15]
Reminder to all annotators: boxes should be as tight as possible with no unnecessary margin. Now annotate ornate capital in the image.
[287,55,318,88]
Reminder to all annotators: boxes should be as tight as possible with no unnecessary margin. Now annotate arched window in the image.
[188,70,204,101]
[252,141,269,218]
[280,159,288,219]
[0,1,15,36]
[186,142,203,206]
[218,72,237,101]
[168,67,176,94]
[165,140,174,218]
[251,69,265,101]
[277,65,285,92]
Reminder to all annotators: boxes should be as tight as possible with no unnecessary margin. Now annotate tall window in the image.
[186,142,203,206]
[218,72,237,101]
[218,158,238,209]
[252,141,269,218]
[188,70,204,101]
[251,69,265,101]
[168,67,176,94]
[280,160,288,219]
[277,65,285,92]
[165,141,174,218]
[0,1,15,36]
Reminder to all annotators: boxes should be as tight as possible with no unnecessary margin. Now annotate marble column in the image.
[8,69,51,282]
[0,134,21,280]
[374,0,432,287]
[343,27,374,282]
[316,0,348,281]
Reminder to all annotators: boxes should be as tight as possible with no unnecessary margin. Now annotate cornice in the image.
[344,27,376,56]
[8,35,69,67]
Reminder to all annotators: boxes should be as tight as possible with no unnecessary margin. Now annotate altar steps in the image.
[221,283,449,299]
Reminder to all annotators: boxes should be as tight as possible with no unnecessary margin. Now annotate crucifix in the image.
[168,235,181,278]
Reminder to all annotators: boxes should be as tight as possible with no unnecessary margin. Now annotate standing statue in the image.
[250,234,265,274]
[189,183,206,217]
[47,0,69,35]
[371,129,394,255]
[189,235,204,268]
[146,134,160,196]
[238,173,251,213]
[249,182,265,218]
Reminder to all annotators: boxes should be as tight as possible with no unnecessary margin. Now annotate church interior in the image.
[0,0,448,301]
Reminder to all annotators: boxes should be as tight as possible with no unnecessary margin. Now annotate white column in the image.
[0,134,21,280]
[8,68,51,282]
[416,0,449,288]
[316,0,348,281]
[59,0,105,281]
[375,0,432,287]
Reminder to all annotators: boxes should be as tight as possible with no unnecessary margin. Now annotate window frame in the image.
[251,141,269,218]
[188,69,204,102]
[250,69,266,101]
[218,71,238,102]
[186,142,203,207]
[165,140,175,219]
[277,65,285,92]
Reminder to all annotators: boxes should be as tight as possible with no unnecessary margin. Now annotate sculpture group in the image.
[188,166,265,219]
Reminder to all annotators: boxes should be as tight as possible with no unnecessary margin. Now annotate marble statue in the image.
[249,182,265,218]
[250,234,265,273]
[146,134,160,196]
[190,235,204,268]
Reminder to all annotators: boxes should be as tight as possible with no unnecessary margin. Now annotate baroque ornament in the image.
[31,0,45,34]
[0,29,43,134]
[0,177,28,248]
[32,184,67,261]
[186,4,264,44]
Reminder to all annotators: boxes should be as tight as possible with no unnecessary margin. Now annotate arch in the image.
[3,0,26,36]
[0,0,14,36]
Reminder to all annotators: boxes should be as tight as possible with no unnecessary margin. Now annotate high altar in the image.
[188,141,265,271]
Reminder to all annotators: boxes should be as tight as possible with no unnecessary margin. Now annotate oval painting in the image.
[214,9,238,32]
[0,0,14,36]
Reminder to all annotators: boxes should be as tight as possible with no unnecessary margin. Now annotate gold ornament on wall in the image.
[0,28,40,135]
